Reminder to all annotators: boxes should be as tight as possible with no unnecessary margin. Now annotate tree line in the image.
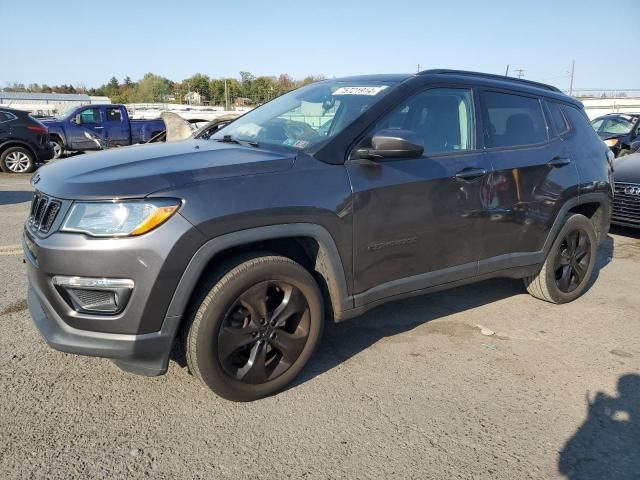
[3,72,326,106]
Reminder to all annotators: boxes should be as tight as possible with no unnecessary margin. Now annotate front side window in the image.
[211,80,395,150]
[484,91,547,147]
[79,108,101,124]
[373,88,475,154]
[106,108,122,122]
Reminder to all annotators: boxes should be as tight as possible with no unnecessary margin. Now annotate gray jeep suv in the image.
[24,70,613,401]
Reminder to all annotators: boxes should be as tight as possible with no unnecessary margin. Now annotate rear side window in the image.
[484,91,547,148]
[0,111,17,123]
[561,104,598,136]
[106,108,122,122]
[547,102,569,135]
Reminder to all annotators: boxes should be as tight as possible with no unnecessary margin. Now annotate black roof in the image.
[332,70,578,105]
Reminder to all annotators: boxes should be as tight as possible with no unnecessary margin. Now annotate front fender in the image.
[164,223,352,323]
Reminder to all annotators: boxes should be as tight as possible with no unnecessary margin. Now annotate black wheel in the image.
[524,214,597,304]
[0,146,35,173]
[185,254,324,401]
[51,137,64,159]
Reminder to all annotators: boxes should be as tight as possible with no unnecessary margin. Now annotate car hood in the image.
[33,139,295,200]
[614,152,640,184]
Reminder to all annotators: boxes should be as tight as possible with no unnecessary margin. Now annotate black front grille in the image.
[613,182,640,226]
[28,192,61,234]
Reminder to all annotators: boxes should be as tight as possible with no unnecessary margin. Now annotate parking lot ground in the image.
[0,172,638,479]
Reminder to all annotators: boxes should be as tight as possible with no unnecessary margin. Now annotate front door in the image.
[347,87,492,305]
[70,107,104,150]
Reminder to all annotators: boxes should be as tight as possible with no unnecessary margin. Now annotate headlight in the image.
[61,199,180,237]
[604,138,619,147]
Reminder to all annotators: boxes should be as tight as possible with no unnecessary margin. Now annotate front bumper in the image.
[23,209,206,375]
[27,284,179,376]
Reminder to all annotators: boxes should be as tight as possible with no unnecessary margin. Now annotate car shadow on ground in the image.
[291,235,615,390]
[558,373,640,480]
[0,190,33,206]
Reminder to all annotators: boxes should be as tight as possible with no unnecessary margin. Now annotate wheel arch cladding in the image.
[165,224,352,326]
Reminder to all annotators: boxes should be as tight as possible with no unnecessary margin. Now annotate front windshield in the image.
[212,80,396,150]
[594,115,638,135]
[55,106,77,120]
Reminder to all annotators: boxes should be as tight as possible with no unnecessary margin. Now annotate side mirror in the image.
[356,129,424,160]
[73,114,81,124]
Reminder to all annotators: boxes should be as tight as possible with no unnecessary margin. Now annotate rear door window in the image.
[483,91,548,148]
[106,107,122,122]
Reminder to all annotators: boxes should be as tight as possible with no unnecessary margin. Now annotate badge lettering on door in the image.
[368,237,418,251]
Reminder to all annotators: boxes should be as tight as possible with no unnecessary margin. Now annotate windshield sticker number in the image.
[333,86,388,96]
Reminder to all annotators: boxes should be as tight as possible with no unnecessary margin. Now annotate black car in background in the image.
[591,113,640,157]
[0,107,54,173]
[612,152,640,228]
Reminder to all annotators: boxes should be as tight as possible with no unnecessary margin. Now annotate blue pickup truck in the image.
[43,104,165,158]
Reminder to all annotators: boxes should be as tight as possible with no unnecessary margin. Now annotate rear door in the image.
[0,110,16,140]
[104,106,129,146]
[347,86,492,303]
[478,89,579,273]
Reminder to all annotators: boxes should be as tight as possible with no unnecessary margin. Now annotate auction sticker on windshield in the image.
[333,86,388,96]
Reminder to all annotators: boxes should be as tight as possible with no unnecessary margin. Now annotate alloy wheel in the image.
[5,151,31,173]
[554,229,591,293]
[52,142,62,159]
[218,281,310,384]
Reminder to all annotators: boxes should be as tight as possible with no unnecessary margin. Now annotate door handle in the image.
[455,167,487,180]
[93,126,104,130]
[548,156,571,167]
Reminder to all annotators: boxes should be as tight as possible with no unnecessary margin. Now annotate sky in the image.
[2,0,639,92]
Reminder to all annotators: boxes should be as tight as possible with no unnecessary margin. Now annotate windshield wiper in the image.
[214,134,259,148]
[215,134,240,144]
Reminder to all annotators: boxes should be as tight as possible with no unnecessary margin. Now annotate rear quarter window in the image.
[483,91,548,148]
[547,101,570,136]
[0,111,17,123]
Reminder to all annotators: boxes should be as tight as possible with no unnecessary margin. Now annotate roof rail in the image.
[418,69,562,93]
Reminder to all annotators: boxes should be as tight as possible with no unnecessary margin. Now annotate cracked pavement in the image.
[0,172,639,479]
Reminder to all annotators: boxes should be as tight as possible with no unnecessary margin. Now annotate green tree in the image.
[135,73,172,103]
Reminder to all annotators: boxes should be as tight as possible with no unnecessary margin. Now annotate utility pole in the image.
[224,79,229,111]
[514,68,525,79]
[568,60,575,96]
[505,64,510,76]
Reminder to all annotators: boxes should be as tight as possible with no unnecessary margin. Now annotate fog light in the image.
[53,276,134,314]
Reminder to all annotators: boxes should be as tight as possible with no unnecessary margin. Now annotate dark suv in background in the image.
[24,70,612,401]
[0,107,54,173]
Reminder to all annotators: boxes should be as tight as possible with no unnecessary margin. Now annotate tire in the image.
[185,254,324,401]
[0,146,35,173]
[51,137,64,159]
[524,214,597,304]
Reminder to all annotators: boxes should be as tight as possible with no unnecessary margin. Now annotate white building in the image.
[0,92,111,117]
